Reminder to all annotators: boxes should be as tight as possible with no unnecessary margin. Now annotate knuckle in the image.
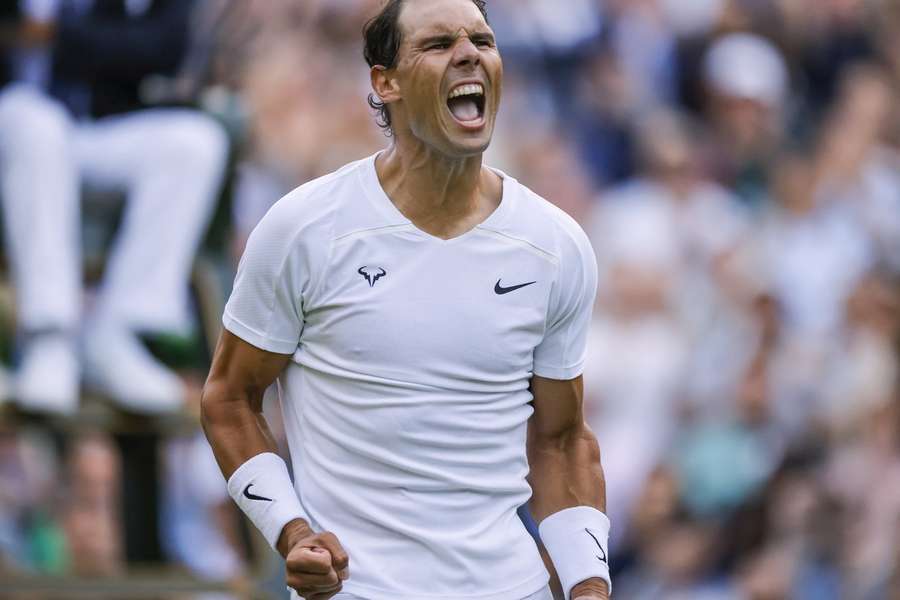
[318,571,339,587]
[286,575,303,589]
[318,531,338,545]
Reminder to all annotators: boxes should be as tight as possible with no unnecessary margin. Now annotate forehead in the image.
[398,0,489,39]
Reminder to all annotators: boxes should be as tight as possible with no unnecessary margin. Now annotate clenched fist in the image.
[277,519,350,599]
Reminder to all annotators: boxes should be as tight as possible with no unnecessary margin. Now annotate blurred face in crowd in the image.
[711,94,779,156]
[374,0,503,157]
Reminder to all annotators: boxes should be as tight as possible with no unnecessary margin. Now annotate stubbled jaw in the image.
[446,82,486,129]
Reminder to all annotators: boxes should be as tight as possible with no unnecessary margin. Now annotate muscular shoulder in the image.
[486,175,595,267]
[253,158,393,269]
[255,160,363,244]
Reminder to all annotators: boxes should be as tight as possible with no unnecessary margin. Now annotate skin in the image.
[202,1,609,598]
[528,376,609,600]
[370,0,503,239]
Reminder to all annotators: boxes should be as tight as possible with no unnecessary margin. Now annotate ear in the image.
[371,65,401,104]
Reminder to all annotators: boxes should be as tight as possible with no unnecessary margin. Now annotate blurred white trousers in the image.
[0,84,227,334]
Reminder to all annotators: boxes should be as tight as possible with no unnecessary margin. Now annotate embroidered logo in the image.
[242,484,273,502]
[358,266,387,287]
[585,528,608,564]
[494,279,537,295]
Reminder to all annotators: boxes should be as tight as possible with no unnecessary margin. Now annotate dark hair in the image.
[363,0,489,134]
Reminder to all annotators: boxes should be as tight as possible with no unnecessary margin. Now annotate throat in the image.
[375,152,502,241]
[448,96,481,121]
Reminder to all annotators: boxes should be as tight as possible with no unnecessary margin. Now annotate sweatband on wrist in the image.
[538,506,612,599]
[226,452,310,549]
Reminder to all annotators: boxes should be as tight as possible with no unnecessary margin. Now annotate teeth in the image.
[448,83,484,99]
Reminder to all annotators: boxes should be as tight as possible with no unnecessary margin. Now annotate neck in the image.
[375,136,501,239]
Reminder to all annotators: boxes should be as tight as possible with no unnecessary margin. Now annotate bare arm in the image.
[527,374,608,599]
[200,330,309,555]
[201,329,290,477]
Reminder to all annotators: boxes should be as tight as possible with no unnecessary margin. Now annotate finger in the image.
[289,577,341,596]
[294,584,341,599]
[286,547,333,575]
[286,570,340,590]
[317,532,350,574]
[306,586,342,600]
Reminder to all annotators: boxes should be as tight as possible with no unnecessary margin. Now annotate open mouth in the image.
[446,83,486,126]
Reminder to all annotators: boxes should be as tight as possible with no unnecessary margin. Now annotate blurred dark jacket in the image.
[0,4,23,88]
[53,0,196,118]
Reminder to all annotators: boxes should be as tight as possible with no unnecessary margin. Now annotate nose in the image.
[452,36,480,69]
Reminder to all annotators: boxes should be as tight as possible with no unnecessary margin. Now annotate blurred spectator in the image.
[0,426,60,575]
[573,47,640,185]
[489,0,603,115]
[702,32,789,206]
[188,0,382,257]
[815,64,900,272]
[768,153,872,326]
[0,0,228,415]
[61,432,123,576]
[584,190,690,550]
[162,431,247,586]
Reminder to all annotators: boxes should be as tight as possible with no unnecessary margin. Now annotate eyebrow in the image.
[416,30,496,47]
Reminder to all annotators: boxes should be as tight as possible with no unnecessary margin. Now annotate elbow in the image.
[199,380,224,433]
[200,379,254,433]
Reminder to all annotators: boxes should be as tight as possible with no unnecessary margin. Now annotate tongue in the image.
[448,96,480,122]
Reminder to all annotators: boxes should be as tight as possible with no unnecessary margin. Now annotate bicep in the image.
[205,329,293,412]
[529,374,585,440]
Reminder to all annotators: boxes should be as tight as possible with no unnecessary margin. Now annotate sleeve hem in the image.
[532,361,585,381]
[223,313,298,355]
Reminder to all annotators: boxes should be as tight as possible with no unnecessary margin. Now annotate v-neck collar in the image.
[360,152,512,244]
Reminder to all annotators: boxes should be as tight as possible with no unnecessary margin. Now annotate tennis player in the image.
[202,1,610,598]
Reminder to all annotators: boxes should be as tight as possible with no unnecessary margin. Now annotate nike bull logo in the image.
[358,266,387,287]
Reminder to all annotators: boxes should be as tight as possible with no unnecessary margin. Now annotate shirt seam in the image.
[224,312,297,349]
[261,221,310,342]
[477,226,560,265]
[333,223,415,245]
[533,357,585,372]
[304,202,340,309]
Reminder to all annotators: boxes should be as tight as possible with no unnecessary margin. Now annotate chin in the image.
[440,123,494,157]
[447,136,491,157]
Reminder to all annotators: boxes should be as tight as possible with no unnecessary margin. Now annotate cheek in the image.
[406,70,444,118]
[488,56,504,106]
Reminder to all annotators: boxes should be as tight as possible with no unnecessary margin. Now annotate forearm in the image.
[200,380,279,478]
[529,423,610,598]
[202,381,311,555]
[528,422,606,521]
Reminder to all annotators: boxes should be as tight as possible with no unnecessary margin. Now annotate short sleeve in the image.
[532,223,598,380]
[223,197,326,355]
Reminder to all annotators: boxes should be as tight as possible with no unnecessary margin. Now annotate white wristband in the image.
[226,452,310,550]
[538,506,612,599]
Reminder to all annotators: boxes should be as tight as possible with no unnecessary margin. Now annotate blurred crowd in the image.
[0,0,899,599]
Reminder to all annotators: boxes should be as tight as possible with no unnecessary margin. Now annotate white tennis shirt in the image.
[224,154,598,600]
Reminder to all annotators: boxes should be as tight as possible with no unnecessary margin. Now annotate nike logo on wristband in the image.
[585,528,608,564]
[243,484,273,502]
